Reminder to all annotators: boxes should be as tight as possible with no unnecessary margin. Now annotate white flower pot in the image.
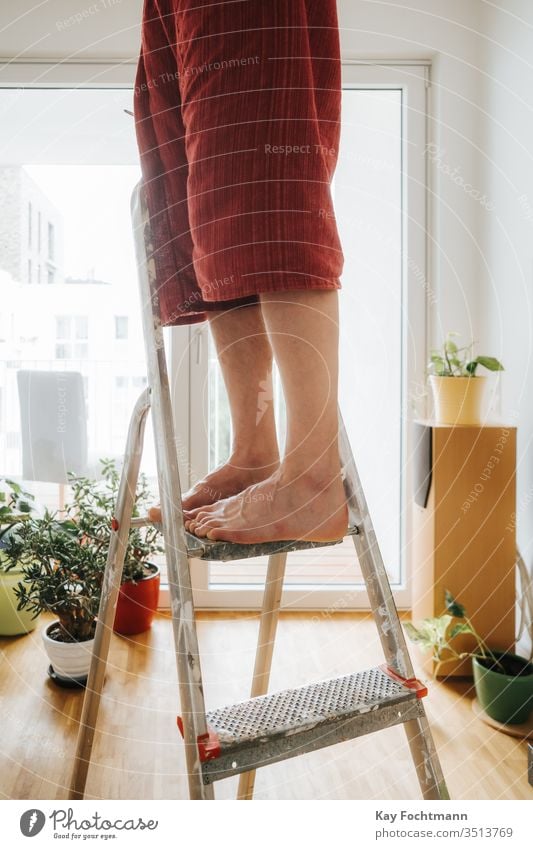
[429,375,487,425]
[42,621,95,682]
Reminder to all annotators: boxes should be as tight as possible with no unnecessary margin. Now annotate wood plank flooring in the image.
[0,611,531,800]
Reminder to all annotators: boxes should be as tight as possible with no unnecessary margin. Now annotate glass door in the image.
[176,64,428,610]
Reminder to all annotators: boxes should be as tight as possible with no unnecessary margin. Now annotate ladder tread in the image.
[208,665,418,752]
[185,524,359,561]
[199,666,425,782]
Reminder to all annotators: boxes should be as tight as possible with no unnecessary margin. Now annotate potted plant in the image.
[428,332,504,425]
[67,459,163,637]
[0,479,40,636]
[2,510,103,684]
[2,461,163,685]
[406,590,533,725]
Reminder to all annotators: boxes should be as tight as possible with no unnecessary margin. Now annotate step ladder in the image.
[68,181,450,801]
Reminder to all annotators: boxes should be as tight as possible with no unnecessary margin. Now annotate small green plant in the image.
[0,478,36,557]
[3,510,103,641]
[67,458,163,583]
[405,590,506,676]
[428,332,504,377]
[2,460,163,641]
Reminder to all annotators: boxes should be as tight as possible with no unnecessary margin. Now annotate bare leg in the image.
[148,303,280,523]
[188,291,348,543]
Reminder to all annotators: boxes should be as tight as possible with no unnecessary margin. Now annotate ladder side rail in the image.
[237,552,287,800]
[131,182,213,800]
[338,409,450,800]
[69,389,151,799]
[338,408,413,678]
[403,713,450,799]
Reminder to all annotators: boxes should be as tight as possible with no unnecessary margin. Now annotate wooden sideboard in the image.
[411,421,517,677]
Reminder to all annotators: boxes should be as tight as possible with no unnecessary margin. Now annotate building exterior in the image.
[0,167,152,480]
[0,165,64,286]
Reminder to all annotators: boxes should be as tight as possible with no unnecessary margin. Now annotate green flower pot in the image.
[473,650,533,725]
[0,568,39,636]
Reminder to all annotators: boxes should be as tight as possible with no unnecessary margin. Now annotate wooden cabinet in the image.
[411,422,516,677]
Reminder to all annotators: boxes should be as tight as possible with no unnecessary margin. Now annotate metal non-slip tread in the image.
[186,524,359,561]
[132,520,359,561]
[208,666,418,750]
[200,666,425,783]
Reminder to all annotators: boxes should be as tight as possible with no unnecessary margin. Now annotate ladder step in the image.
[131,521,360,561]
[185,524,359,562]
[179,666,427,784]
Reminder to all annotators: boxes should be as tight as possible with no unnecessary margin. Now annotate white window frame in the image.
[0,59,430,612]
[170,62,430,611]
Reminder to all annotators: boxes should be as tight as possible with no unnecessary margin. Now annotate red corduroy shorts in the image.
[133,0,344,326]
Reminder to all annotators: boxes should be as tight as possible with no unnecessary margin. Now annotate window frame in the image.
[0,59,430,612]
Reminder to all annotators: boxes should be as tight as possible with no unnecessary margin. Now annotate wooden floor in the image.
[0,610,531,800]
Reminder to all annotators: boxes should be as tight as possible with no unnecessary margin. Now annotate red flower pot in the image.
[113,564,160,636]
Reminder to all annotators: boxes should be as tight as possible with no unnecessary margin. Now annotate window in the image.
[36,264,41,284]
[55,315,70,339]
[38,211,41,251]
[0,68,427,612]
[55,315,88,359]
[114,316,128,340]
[0,83,155,508]
[73,343,88,359]
[115,376,128,389]
[28,201,32,247]
[183,64,428,610]
[75,316,88,340]
[55,343,69,360]
[27,258,32,284]
[47,221,55,261]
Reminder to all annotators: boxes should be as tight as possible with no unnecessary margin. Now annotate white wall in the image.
[477,2,533,655]
[0,0,142,61]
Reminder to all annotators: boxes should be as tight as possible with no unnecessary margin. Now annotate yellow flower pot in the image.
[429,375,488,425]
[0,567,40,636]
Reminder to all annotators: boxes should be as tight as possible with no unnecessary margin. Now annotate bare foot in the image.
[186,468,349,544]
[147,454,279,523]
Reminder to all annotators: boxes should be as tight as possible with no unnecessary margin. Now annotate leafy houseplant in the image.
[7,513,102,642]
[2,460,163,683]
[67,459,163,636]
[3,510,103,682]
[0,479,40,636]
[428,333,504,425]
[406,590,533,725]
[0,478,35,531]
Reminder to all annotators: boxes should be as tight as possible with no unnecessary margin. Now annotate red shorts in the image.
[134,0,344,326]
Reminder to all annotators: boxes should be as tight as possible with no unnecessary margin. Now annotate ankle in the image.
[228,449,280,472]
[278,462,343,489]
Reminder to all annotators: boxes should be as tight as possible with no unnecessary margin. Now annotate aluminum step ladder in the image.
[68,181,450,801]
